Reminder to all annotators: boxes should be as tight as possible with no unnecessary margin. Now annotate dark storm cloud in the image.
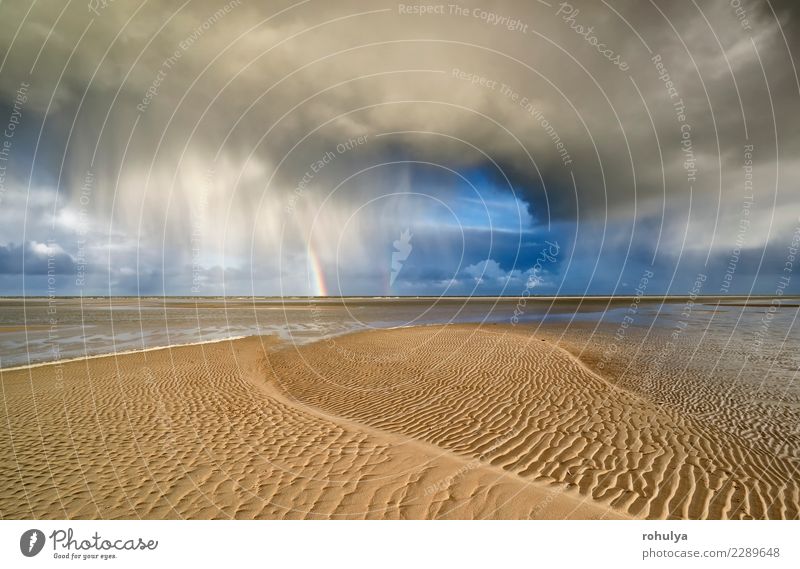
[0,0,798,294]
[0,242,75,275]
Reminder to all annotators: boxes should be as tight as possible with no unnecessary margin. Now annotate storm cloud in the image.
[0,0,798,295]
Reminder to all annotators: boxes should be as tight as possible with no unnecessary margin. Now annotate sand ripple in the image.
[0,335,612,519]
[271,324,800,519]
[4,323,795,519]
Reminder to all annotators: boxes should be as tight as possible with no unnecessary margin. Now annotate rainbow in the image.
[306,244,328,297]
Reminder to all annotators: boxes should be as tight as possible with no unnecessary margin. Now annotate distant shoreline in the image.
[1,294,799,301]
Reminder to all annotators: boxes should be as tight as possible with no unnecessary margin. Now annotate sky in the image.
[0,0,798,296]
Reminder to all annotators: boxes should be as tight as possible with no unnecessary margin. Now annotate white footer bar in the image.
[1,520,798,568]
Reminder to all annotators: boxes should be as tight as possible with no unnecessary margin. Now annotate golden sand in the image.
[1,324,797,519]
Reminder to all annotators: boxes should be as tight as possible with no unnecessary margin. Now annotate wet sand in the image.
[0,325,49,333]
[1,323,797,519]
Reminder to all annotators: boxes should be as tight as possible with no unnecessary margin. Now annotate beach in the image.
[2,321,797,519]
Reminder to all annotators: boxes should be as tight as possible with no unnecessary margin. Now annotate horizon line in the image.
[1,294,798,300]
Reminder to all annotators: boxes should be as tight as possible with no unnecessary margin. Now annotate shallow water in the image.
[0,297,797,375]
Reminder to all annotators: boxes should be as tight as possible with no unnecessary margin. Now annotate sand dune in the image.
[2,323,796,519]
[271,324,800,519]
[0,334,616,519]
[545,322,800,463]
